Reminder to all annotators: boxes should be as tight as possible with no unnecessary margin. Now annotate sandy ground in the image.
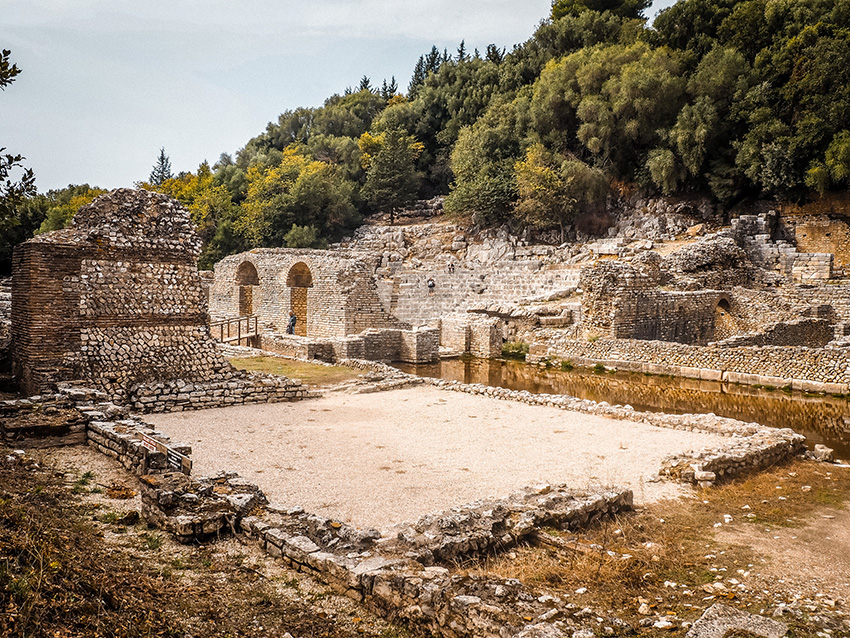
[148,385,728,531]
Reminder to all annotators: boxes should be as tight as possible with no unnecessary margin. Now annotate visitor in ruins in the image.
[286,311,297,334]
[427,276,435,293]
[448,262,455,274]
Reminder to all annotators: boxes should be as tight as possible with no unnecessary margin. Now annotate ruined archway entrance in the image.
[286,262,313,336]
[235,261,260,316]
[714,297,734,341]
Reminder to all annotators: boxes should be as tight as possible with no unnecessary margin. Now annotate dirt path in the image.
[148,385,727,530]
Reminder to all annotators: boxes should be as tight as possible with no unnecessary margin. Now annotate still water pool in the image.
[394,357,850,460]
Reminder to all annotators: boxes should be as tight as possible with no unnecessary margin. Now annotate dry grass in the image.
[229,356,361,387]
[0,448,411,638]
[472,459,850,634]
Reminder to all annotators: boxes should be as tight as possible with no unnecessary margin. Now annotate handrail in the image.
[210,315,258,344]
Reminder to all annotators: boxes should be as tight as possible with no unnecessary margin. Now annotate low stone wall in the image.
[140,471,268,543]
[440,314,503,357]
[139,465,634,637]
[530,336,850,393]
[128,372,315,413]
[660,429,806,487]
[711,317,833,348]
[259,326,439,365]
[87,419,192,475]
[1,392,91,447]
[390,486,632,565]
[0,385,194,474]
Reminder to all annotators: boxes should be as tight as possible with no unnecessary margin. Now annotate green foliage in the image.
[513,144,609,240]
[552,0,651,20]
[444,98,525,224]
[236,147,358,247]
[1,49,37,272]
[360,128,423,223]
[501,341,530,360]
[284,224,325,249]
[34,184,108,234]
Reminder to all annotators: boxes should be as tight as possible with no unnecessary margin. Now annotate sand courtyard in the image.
[148,385,728,531]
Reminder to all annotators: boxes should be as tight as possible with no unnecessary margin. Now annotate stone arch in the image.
[235,261,260,316]
[714,295,735,341]
[235,261,260,285]
[286,262,313,288]
[286,262,313,336]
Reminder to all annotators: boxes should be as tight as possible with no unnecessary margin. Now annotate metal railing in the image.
[210,315,258,345]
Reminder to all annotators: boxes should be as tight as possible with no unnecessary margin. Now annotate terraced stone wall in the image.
[579,259,727,345]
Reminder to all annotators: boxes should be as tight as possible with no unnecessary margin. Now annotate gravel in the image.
[147,385,728,531]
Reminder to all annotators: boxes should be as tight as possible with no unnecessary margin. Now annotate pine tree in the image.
[358,76,372,92]
[425,46,442,73]
[457,40,467,62]
[149,148,173,186]
[409,56,426,97]
[486,44,505,64]
[362,129,423,225]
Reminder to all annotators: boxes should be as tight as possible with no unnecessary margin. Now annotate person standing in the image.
[286,311,297,334]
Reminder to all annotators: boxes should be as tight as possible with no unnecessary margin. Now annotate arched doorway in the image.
[235,261,259,316]
[714,297,734,341]
[286,262,313,336]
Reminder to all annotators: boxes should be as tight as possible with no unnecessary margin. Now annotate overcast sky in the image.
[2,0,677,192]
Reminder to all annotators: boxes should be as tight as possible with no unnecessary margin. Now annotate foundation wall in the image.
[532,336,850,393]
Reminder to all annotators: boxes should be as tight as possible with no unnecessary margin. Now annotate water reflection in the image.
[394,358,850,459]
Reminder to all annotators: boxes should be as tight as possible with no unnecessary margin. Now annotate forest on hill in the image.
[2,0,849,272]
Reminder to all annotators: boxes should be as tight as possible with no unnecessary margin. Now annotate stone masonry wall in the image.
[531,335,850,393]
[210,249,406,338]
[258,326,439,364]
[11,189,309,411]
[711,317,833,348]
[579,259,726,344]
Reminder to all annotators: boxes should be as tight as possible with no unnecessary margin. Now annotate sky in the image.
[1,0,677,192]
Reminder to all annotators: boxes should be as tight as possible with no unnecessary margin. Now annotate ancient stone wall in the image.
[440,314,504,358]
[579,259,726,345]
[258,326,439,364]
[210,249,405,338]
[531,335,850,393]
[11,189,309,410]
[711,317,834,348]
[779,281,850,324]
[784,216,850,271]
[11,190,230,396]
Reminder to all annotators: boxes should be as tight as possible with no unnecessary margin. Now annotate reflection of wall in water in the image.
[400,358,850,457]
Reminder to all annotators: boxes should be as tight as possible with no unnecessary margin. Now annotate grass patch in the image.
[229,356,361,387]
[560,360,574,371]
[470,459,850,631]
[501,341,529,361]
[1,448,412,638]
[592,363,606,374]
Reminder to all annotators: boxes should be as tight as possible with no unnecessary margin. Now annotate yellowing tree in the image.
[236,147,357,247]
[514,144,608,242]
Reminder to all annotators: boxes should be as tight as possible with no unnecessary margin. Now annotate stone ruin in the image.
[11,189,306,409]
